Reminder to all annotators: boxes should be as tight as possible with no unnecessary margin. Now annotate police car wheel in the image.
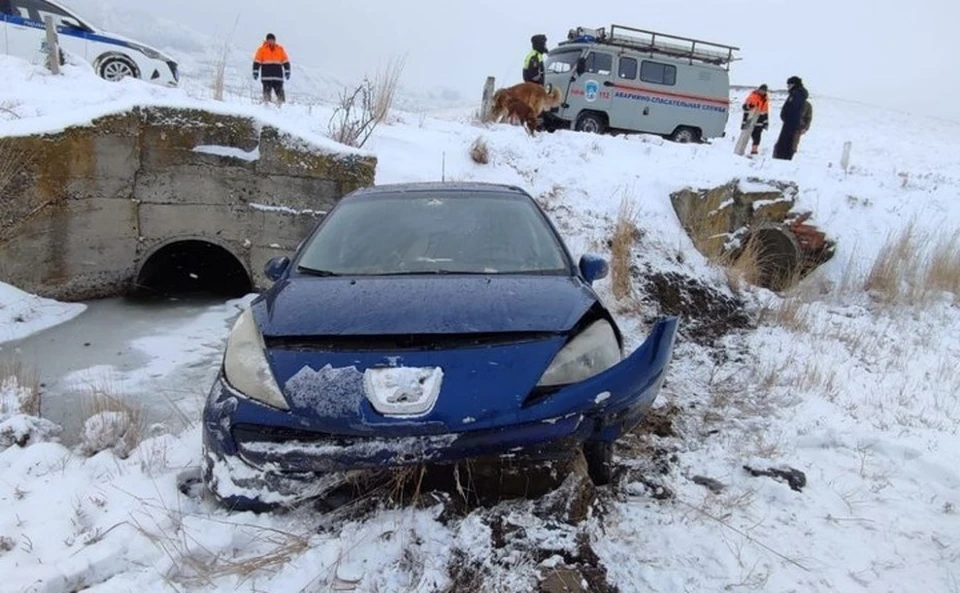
[100,57,137,82]
[575,112,606,135]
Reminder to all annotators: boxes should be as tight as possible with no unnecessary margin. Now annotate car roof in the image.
[343,181,531,200]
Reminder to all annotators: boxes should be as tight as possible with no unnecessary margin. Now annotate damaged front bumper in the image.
[202,317,678,509]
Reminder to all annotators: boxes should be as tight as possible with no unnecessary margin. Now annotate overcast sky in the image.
[81,0,959,121]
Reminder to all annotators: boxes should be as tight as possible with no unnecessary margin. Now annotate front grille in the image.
[264,331,555,352]
[232,423,354,446]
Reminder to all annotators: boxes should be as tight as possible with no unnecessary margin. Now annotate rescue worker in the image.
[773,76,809,160]
[522,34,548,84]
[253,33,291,105]
[741,84,770,155]
[792,100,813,154]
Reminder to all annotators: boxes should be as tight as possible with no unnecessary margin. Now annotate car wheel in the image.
[99,57,138,82]
[670,126,700,144]
[584,440,614,485]
[575,112,607,135]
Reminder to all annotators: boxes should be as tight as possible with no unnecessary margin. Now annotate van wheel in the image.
[575,112,606,135]
[99,57,138,82]
[670,126,700,143]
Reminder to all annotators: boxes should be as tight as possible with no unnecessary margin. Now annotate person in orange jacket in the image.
[741,84,770,155]
[253,33,291,105]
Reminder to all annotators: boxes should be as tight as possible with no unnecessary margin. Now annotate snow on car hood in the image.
[254,275,598,336]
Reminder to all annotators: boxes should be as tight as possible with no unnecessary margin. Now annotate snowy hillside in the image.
[2,50,960,593]
[65,0,472,111]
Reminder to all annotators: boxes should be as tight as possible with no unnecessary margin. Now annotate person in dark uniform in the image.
[773,76,809,160]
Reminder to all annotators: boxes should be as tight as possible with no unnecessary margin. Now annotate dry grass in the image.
[469,136,489,164]
[78,388,144,459]
[610,192,640,300]
[862,223,960,306]
[210,12,241,101]
[0,138,26,201]
[0,360,41,416]
[924,230,960,297]
[327,56,406,148]
[757,296,811,332]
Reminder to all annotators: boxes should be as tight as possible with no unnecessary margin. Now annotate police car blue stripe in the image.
[2,12,139,51]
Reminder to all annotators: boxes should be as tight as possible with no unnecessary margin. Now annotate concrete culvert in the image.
[134,240,252,298]
[737,226,801,291]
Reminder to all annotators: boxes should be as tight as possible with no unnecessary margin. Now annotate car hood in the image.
[254,275,597,336]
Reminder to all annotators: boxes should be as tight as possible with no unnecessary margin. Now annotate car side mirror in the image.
[59,17,84,30]
[264,256,290,282]
[576,57,586,76]
[579,253,609,284]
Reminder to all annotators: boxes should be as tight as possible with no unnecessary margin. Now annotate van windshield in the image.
[546,50,582,74]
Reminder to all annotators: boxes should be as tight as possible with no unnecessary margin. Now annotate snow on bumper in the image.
[202,317,678,504]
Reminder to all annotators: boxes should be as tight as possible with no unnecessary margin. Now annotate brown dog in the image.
[503,96,538,136]
[491,82,562,126]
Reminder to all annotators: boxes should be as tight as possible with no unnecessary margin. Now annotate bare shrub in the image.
[469,136,489,164]
[0,360,40,416]
[610,192,640,299]
[327,56,406,148]
[0,101,21,120]
[78,389,143,459]
[210,12,241,101]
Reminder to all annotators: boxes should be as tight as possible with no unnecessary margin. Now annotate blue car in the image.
[202,182,678,511]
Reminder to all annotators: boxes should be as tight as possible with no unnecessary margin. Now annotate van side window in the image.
[640,61,677,86]
[618,57,638,80]
[585,52,613,76]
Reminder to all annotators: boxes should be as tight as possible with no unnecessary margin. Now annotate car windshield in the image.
[546,49,582,74]
[296,193,571,276]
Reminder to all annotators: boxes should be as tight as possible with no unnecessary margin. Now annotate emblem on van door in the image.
[584,80,599,103]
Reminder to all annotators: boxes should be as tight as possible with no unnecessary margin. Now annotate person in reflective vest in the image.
[253,33,291,105]
[523,34,548,84]
[742,84,770,155]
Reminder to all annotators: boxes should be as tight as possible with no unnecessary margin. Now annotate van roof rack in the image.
[563,24,740,70]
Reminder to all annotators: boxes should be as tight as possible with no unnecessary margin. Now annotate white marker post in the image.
[44,16,60,75]
[840,141,852,174]
[480,76,495,123]
[734,109,760,156]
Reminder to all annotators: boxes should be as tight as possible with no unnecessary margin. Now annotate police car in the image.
[1,0,178,86]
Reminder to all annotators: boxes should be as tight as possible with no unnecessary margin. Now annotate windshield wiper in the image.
[376,270,494,276]
[297,266,339,277]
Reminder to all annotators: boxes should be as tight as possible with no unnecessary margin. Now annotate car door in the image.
[570,50,613,124]
[635,59,681,135]
[4,0,44,64]
[18,0,87,59]
[608,54,649,132]
[1,0,9,55]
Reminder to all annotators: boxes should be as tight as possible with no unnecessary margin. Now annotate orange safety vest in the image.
[744,90,769,114]
[253,43,290,81]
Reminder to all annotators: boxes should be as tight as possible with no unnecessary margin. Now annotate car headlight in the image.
[129,43,163,61]
[223,308,289,410]
[537,319,622,388]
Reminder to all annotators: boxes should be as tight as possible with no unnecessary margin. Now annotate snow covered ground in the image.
[1,47,960,593]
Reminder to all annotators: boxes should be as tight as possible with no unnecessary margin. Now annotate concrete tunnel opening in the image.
[134,240,253,299]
